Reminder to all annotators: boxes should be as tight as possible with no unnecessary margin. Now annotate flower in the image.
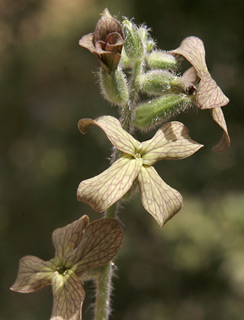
[79,8,124,74]
[170,36,230,152]
[10,216,123,320]
[77,116,203,227]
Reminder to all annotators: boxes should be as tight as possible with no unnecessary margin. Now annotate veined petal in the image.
[182,66,199,84]
[77,156,142,212]
[51,269,85,320]
[137,166,183,227]
[70,218,123,275]
[210,107,230,152]
[196,73,229,109]
[170,36,208,77]
[78,116,139,156]
[10,256,54,293]
[52,216,90,262]
[141,121,203,165]
[79,33,99,58]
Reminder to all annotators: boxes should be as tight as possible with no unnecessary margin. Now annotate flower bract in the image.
[77,116,203,227]
[10,216,123,320]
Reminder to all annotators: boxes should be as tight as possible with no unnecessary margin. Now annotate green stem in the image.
[94,59,142,320]
[94,263,113,320]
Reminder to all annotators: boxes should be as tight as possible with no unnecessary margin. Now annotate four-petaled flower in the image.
[170,36,230,152]
[79,8,124,74]
[77,116,203,227]
[11,216,123,320]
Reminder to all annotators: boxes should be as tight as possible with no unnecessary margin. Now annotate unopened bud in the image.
[100,68,129,106]
[140,70,176,95]
[134,94,193,129]
[122,19,143,61]
[147,51,177,70]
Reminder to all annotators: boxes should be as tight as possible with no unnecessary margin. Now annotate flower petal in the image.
[170,36,208,77]
[77,156,142,212]
[182,66,199,84]
[10,256,54,293]
[141,121,203,165]
[78,116,139,156]
[52,216,90,262]
[70,218,123,275]
[51,270,85,320]
[94,11,123,43]
[79,33,99,58]
[210,107,230,152]
[137,166,183,227]
[196,73,229,109]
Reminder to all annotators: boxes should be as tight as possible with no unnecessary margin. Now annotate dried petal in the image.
[137,166,183,227]
[77,156,142,212]
[141,121,203,165]
[51,269,84,320]
[210,107,230,152]
[52,216,89,263]
[10,256,54,293]
[78,116,139,156]
[197,73,229,109]
[71,218,124,275]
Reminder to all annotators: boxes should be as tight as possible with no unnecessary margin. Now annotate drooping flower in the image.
[79,8,124,74]
[77,116,203,227]
[10,216,123,320]
[170,36,230,152]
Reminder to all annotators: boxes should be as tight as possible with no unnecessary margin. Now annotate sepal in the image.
[100,67,129,106]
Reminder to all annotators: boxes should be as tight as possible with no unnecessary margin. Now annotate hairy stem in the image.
[94,60,142,320]
[94,263,113,320]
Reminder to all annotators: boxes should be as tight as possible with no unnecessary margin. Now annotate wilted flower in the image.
[79,8,124,74]
[170,36,230,152]
[11,216,123,320]
[77,116,203,227]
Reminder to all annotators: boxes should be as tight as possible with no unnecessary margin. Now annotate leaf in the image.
[77,156,142,212]
[196,73,230,109]
[51,270,85,320]
[210,107,230,152]
[70,218,124,275]
[137,166,183,227]
[141,121,203,165]
[52,216,90,263]
[78,116,139,156]
[10,256,54,293]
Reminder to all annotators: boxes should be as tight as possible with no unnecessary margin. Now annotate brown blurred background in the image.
[1,0,244,319]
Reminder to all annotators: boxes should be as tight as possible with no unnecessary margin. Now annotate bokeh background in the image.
[1,0,244,319]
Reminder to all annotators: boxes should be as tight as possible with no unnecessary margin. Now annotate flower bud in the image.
[140,70,176,95]
[147,50,177,70]
[100,68,129,106]
[137,26,156,52]
[134,94,193,129]
[122,19,144,61]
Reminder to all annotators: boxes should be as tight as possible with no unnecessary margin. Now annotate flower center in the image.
[56,265,69,276]
[134,152,142,159]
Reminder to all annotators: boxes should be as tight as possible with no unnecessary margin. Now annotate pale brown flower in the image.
[79,9,124,73]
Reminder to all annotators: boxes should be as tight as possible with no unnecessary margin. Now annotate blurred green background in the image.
[1,0,244,319]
